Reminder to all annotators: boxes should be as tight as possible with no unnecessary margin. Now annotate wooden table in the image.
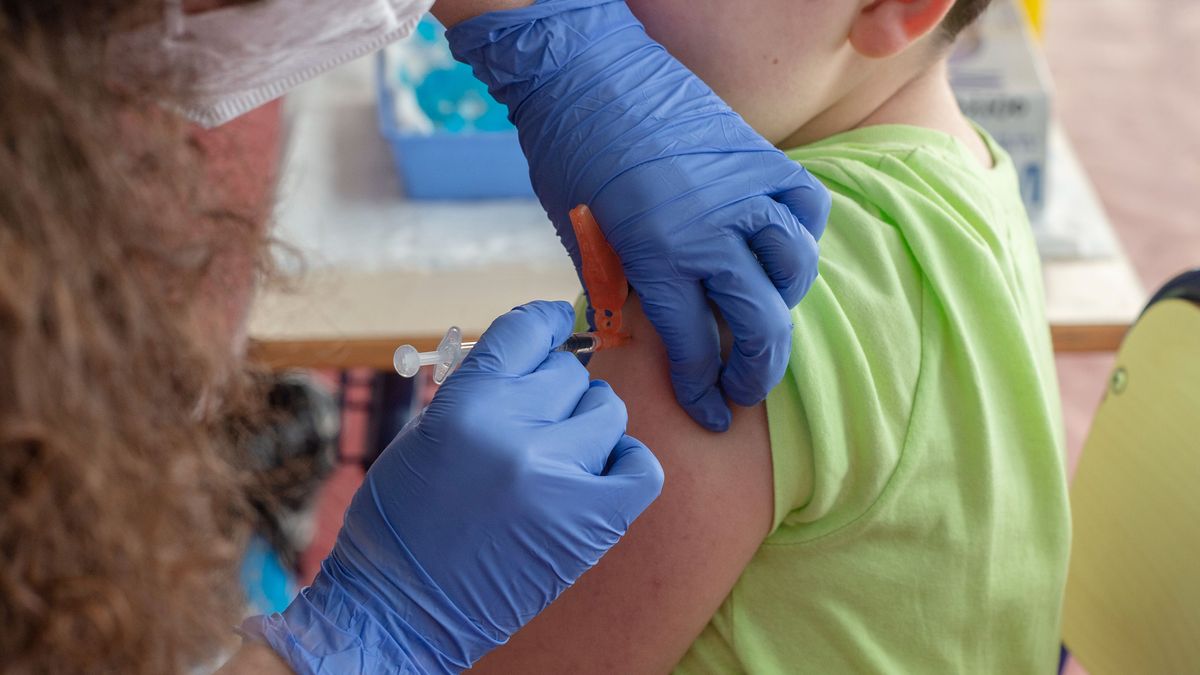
[247,58,1144,370]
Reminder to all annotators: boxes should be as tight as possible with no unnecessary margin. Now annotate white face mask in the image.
[110,0,432,128]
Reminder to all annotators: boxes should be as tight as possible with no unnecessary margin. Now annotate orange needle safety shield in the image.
[570,204,631,352]
[391,205,631,381]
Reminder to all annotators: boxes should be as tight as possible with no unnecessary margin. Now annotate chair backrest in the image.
[1061,271,1200,674]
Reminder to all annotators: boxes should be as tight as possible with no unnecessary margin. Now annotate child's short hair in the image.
[941,0,994,39]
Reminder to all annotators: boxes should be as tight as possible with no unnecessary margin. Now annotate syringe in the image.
[393,327,624,384]
[396,204,630,385]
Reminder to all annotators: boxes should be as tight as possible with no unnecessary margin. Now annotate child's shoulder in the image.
[785,123,1034,291]
[767,123,1056,542]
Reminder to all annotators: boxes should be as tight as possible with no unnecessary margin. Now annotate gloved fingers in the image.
[704,247,794,407]
[748,199,821,309]
[548,380,629,474]
[459,300,576,377]
[772,169,832,241]
[598,434,664,525]
[520,351,594,422]
[635,281,731,432]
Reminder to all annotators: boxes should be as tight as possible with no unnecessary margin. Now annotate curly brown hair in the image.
[0,2,270,672]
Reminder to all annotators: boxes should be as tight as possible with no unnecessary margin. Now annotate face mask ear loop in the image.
[164,0,186,40]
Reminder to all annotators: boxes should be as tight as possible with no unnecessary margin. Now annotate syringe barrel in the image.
[394,333,625,378]
[559,332,601,355]
[562,331,631,354]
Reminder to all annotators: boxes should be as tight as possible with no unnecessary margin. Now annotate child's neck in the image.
[778,59,993,169]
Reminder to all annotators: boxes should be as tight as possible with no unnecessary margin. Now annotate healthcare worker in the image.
[2,0,828,673]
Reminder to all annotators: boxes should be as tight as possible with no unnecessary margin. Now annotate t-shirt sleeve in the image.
[764,172,924,542]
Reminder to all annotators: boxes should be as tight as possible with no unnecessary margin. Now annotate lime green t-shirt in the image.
[675,125,1070,673]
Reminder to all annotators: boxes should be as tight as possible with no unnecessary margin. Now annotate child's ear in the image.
[849,0,957,59]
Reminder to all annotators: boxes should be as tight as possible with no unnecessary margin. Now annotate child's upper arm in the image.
[469,295,775,674]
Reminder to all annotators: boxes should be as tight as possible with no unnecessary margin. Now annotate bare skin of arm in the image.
[470,295,775,674]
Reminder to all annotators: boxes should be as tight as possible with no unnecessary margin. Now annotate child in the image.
[473,0,1070,672]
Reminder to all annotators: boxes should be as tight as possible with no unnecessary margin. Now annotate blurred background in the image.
[1043,0,1199,471]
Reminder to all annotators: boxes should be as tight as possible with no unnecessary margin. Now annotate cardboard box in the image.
[950,0,1054,225]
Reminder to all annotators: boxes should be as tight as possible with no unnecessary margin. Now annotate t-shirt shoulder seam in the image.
[796,140,957,172]
[761,266,927,549]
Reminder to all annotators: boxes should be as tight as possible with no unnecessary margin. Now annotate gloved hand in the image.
[447,0,831,432]
[240,301,664,674]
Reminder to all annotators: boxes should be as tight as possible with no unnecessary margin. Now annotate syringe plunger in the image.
[393,344,440,378]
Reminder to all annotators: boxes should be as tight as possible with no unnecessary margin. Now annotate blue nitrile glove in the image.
[239,301,664,674]
[447,0,831,432]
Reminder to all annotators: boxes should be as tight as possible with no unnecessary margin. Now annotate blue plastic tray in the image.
[376,54,535,200]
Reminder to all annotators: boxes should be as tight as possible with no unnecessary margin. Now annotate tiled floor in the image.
[1044,0,1200,473]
